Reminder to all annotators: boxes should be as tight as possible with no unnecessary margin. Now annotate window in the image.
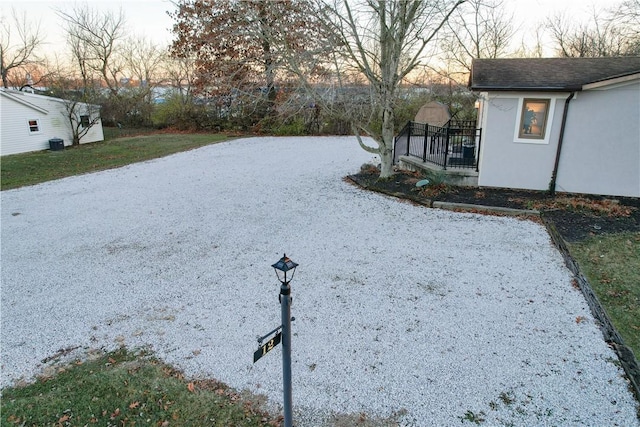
[28,119,40,133]
[80,115,90,128]
[518,99,550,140]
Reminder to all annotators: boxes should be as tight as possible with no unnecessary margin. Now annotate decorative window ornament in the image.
[518,99,550,140]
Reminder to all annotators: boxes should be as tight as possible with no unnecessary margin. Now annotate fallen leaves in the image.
[110,408,121,419]
[6,415,20,424]
[529,197,635,218]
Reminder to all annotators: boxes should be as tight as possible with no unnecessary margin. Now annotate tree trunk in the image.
[376,1,401,179]
[379,146,394,178]
[257,1,276,121]
[380,102,396,178]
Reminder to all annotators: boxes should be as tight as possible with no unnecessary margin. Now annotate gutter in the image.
[549,92,576,196]
[469,86,582,92]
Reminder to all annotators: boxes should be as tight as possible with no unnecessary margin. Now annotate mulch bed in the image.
[348,170,640,243]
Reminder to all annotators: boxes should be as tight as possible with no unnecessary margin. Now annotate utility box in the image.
[462,144,475,159]
[49,138,64,151]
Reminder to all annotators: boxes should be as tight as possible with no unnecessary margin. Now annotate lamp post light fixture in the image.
[272,253,298,285]
[272,254,297,427]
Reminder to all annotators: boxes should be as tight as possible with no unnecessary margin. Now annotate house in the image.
[470,57,640,198]
[0,89,104,156]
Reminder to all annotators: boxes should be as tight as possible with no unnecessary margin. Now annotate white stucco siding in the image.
[477,93,567,191]
[555,81,640,197]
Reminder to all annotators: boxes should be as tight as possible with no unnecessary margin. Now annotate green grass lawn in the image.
[1,348,280,427]
[569,232,640,359]
[1,131,230,190]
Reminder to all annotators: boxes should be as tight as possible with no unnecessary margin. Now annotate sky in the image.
[2,0,626,59]
[3,0,176,53]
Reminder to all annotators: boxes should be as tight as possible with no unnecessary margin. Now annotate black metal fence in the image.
[393,120,482,171]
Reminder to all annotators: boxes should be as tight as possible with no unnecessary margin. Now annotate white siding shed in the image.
[0,89,104,156]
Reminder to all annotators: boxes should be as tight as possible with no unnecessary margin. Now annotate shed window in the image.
[518,99,550,139]
[28,119,40,133]
[80,115,90,128]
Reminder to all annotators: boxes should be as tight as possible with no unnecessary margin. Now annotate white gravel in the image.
[1,136,638,426]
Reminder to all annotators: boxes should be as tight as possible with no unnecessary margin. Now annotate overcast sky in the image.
[2,0,626,58]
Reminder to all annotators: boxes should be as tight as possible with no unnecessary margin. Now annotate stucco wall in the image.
[555,81,640,197]
[477,93,567,191]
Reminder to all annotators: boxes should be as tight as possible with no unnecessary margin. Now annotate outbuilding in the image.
[470,57,640,197]
[0,89,104,156]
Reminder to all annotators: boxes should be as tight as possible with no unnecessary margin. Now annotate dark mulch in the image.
[349,170,640,243]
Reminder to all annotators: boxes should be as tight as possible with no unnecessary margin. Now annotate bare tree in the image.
[547,13,596,57]
[428,0,513,121]
[56,5,167,126]
[617,0,640,26]
[122,36,167,124]
[440,0,514,75]
[546,3,640,57]
[154,53,204,129]
[63,99,102,145]
[515,24,545,58]
[35,58,100,144]
[162,54,198,103]
[124,36,166,88]
[612,0,640,54]
[0,8,43,88]
[57,5,127,95]
[318,0,466,178]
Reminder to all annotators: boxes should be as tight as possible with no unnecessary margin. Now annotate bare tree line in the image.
[1,0,638,171]
[546,0,640,58]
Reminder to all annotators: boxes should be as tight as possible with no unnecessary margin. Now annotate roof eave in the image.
[582,72,640,89]
[470,86,581,92]
[0,90,50,114]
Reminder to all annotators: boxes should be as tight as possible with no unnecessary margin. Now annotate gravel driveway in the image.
[1,136,638,426]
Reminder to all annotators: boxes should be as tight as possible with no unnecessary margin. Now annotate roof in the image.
[0,88,101,110]
[0,89,50,114]
[470,57,640,91]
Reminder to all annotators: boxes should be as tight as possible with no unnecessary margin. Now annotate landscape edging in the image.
[432,201,539,216]
[346,174,640,407]
[542,214,640,405]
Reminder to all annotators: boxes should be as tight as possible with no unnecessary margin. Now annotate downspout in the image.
[549,91,576,196]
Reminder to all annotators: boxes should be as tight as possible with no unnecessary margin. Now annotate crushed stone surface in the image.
[1,136,638,426]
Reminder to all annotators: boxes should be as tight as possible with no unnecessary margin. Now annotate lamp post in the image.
[272,254,298,427]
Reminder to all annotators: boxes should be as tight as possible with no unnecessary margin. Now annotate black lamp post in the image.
[272,254,297,427]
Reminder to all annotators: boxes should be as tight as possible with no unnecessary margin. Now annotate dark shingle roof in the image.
[470,57,640,91]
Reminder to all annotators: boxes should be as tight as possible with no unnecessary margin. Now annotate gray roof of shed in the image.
[470,57,640,91]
